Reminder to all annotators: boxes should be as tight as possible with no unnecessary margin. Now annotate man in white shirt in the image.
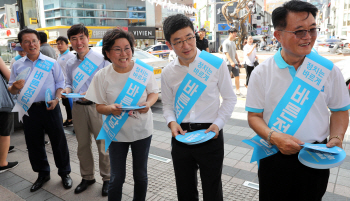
[61,24,110,196]
[162,14,236,201]
[222,28,242,95]
[246,1,350,200]
[56,36,75,127]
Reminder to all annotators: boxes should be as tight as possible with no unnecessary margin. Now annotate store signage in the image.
[128,27,155,39]
[5,4,18,28]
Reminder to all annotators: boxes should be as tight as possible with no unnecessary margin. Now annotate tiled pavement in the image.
[2,83,350,200]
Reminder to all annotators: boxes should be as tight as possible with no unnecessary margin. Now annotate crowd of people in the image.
[0,1,349,201]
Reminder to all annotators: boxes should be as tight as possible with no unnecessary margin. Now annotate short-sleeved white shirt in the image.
[245,49,350,143]
[85,63,159,142]
[243,44,256,66]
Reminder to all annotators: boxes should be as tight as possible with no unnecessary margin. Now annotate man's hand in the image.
[109,104,122,116]
[13,79,25,93]
[80,92,88,102]
[205,124,220,139]
[47,98,59,110]
[168,121,187,137]
[137,102,150,114]
[61,88,71,99]
[270,132,304,155]
[326,137,343,149]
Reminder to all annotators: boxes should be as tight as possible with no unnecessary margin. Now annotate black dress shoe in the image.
[61,174,73,189]
[74,179,96,194]
[102,181,109,196]
[30,175,50,192]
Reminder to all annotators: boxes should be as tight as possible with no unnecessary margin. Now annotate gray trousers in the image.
[72,102,110,181]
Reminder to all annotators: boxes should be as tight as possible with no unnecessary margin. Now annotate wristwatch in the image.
[55,97,61,102]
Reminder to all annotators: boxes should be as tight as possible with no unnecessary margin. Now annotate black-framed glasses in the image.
[278,28,320,39]
[172,36,196,47]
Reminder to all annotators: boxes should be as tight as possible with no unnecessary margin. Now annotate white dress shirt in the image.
[161,48,237,130]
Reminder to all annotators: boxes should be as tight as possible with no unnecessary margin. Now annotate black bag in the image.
[0,72,15,112]
[254,60,259,67]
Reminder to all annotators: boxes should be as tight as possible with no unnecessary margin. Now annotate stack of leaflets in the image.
[121,105,146,110]
[61,93,85,98]
[175,129,216,145]
[298,143,346,169]
[45,88,52,108]
[16,67,31,81]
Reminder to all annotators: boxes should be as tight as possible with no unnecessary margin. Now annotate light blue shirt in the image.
[65,49,110,102]
[9,53,65,102]
[57,49,75,79]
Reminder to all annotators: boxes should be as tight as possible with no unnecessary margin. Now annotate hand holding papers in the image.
[45,88,52,108]
[298,143,346,169]
[176,129,216,145]
[61,93,85,98]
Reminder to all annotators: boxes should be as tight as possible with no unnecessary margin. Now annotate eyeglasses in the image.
[110,47,131,54]
[172,36,196,47]
[22,40,39,45]
[278,28,320,39]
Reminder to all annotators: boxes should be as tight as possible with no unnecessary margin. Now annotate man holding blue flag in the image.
[8,28,72,192]
[62,24,110,196]
[162,14,236,201]
[245,1,350,200]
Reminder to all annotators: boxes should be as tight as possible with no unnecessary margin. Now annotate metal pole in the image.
[17,0,25,30]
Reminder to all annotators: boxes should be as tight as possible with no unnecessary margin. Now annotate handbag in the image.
[254,60,259,67]
[0,72,15,112]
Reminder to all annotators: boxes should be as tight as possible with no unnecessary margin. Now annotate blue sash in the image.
[12,59,54,122]
[243,51,334,166]
[175,51,223,124]
[96,59,153,151]
[72,51,104,93]
[14,55,22,61]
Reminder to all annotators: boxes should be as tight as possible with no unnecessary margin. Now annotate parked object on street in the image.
[143,43,171,58]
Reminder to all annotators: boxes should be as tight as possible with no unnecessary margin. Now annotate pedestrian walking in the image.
[56,36,75,127]
[61,24,110,196]
[0,57,18,173]
[85,28,159,201]
[243,36,258,87]
[161,14,236,201]
[245,1,350,201]
[222,28,242,95]
[8,28,72,192]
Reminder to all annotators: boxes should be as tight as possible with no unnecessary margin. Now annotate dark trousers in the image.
[244,65,254,86]
[23,103,71,177]
[172,123,224,201]
[108,135,152,201]
[259,151,329,201]
[62,98,72,120]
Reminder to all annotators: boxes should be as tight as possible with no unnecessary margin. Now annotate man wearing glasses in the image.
[245,1,349,200]
[161,14,236,201]
[8,29,72,192]
[61,24,110,196]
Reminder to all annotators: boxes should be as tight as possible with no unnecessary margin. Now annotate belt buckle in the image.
[189,123,200,130]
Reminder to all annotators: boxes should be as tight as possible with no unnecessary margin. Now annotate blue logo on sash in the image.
[96,59,153,151]
[243,51,334,166]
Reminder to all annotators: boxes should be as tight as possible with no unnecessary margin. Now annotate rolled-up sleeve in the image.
[213,61,237,130]
[53,61,65,90]
[161,67,177,125]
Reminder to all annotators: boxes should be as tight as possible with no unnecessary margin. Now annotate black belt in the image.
[75,101,94,105]
[180,123,212,131]
[32,101,46,106]
[313,139,327,144]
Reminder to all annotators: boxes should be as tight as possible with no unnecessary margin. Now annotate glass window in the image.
[344,14,347,26]
[162,45,169,50]
[45,11,54,18]
[77,10,84,17]
[86,11,95,17]
[46,19,55,26]
[153,46,161,51]
[348,13,350,26]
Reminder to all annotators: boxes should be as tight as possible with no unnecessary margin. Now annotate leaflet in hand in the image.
[16,67,31,81]
[175,129,215,145]
[121,105,146,110]
[45,88,52,108]
[298,146,346,169]
[300,143,342,154]
[61,93,85,98]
